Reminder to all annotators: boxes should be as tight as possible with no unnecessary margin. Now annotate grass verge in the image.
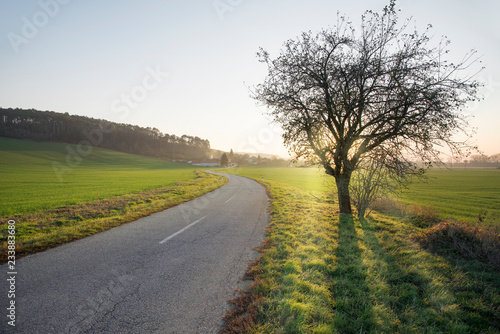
[0,171,226,263]
[222,168,500,333]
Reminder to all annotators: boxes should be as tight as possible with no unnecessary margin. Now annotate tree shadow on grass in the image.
[330,214,376,333]
[360,216,499,333]
[359,217,437,332]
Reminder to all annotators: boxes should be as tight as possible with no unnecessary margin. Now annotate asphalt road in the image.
[0,172,269,333]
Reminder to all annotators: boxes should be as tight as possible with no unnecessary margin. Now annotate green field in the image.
[229,166,333,193]
[228,166,500,222]
[400,168,500,221]
[0,137,226,261]
[0,137,199,217]
[222,166,500,333]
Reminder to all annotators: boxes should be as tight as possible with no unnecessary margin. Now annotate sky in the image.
[1,0,499,158]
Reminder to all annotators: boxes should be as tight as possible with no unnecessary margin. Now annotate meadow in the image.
[400,168,500,222]
[227,166,332,193]
[0,137,226,261]
[229,166,500,222]
[222,166,500,333]
[0,137,198,216]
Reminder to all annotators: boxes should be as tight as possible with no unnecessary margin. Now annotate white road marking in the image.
[225,195,236,203]
[159,216,207,244]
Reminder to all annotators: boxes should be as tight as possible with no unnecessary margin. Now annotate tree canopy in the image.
[220,153,229,167]
[254,1,482,214]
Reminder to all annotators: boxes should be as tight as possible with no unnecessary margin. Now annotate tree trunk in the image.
[335,173,352,215]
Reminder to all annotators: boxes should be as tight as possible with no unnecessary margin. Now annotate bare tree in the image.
[350,164,385,219]
[254,1,482,215]
[350,151,406,218]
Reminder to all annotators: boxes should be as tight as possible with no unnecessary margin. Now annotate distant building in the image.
[190,159,220,167]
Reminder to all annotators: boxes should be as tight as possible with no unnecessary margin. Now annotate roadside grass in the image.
[222,180,336,333]
[222,167,500,333]
[0,137,199,216]
[0,137,227,262]
[0,171,226,263]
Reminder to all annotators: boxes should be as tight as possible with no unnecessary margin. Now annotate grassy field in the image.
[229,166,500,223]
[228,166,333,193]
[0,137,226,261]
[222,167,500,333]
[399,168,500,222]
[0,137,200,216]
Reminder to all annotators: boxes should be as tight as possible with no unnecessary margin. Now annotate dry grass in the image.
[412,217,500,270]
[372,197,500,269]
[371,197,441,227]
[221,247,267,334]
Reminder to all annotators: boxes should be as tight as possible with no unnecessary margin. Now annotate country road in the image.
[0,172,269,333]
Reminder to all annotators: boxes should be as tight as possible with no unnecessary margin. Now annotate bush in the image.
[370,198,440,227]
[406,203,440,227]
[370,197,406,215]
[412,217,500,269]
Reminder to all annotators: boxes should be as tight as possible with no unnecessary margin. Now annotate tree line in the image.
[218,149,289,167]
[0,108,212,160]
[452,154,500,168]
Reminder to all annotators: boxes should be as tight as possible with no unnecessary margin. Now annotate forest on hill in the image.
[0,108,212,160]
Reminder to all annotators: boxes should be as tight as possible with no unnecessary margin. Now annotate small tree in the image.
[254,1,481,215]
[220,153,229,167]
[350,151,403,218]
[351,164,384,219]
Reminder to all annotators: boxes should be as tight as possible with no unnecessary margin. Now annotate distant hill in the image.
[0,108,212,160]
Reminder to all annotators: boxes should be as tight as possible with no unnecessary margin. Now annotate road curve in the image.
[1,172,268,333]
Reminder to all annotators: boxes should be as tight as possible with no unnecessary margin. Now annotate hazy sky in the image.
[1,0,499,157]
